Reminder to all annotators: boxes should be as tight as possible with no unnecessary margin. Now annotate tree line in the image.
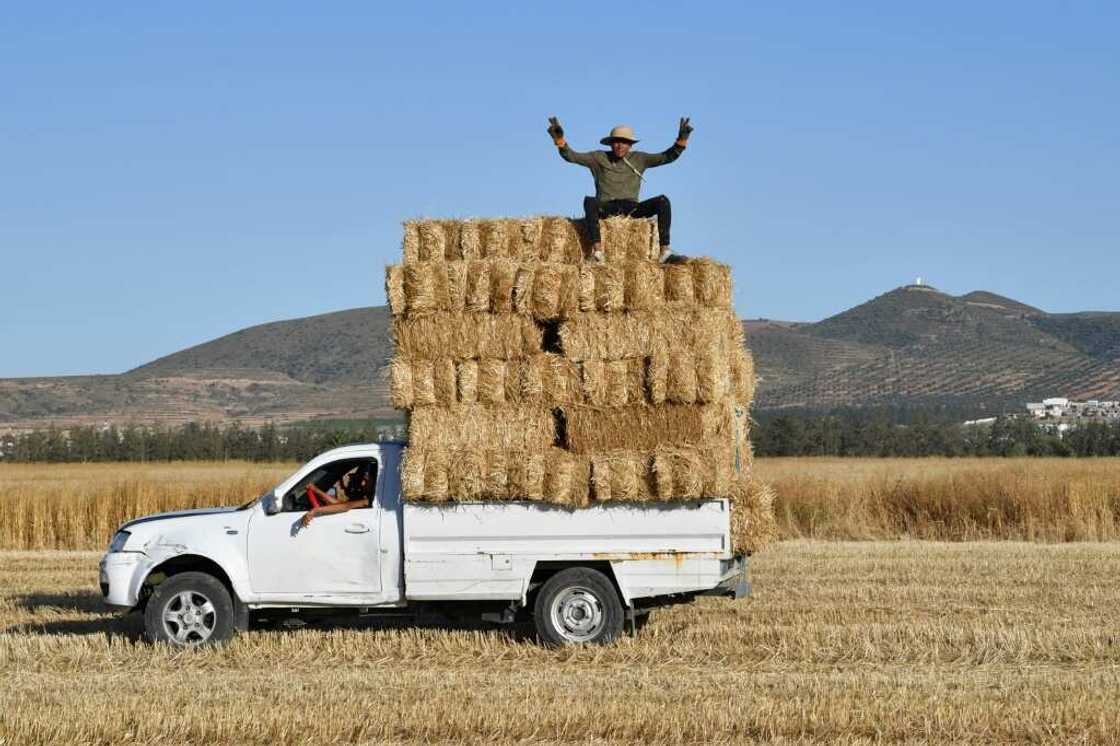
[0,421,406,463]
[753,412,1120,457]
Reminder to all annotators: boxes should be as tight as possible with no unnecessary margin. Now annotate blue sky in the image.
[3,2,1117,377]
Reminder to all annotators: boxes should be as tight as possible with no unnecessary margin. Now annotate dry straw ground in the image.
[2,541,1118,744]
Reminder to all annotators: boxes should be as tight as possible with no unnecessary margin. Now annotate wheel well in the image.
[527,561,626,607]
[144,555,236,600]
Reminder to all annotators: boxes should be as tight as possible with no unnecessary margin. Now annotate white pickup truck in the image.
[100,442,749,646]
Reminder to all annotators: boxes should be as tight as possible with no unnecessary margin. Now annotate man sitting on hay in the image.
[547,116,692,263]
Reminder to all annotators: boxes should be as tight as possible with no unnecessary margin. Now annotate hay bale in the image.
[459,221,482,260]
[432,359,457,406]
[477,359,507,405]
[519,217,544,259]
[422,449,450,501]
[393,313,540,360]
[408,405,554,451]
[600,217,658,263]
[692,259,733,308]
[517,357,545,403]
[580,360,608,407]
[593,264,625,312]
[651,452,674,499]
[445,262,467,313]
[577,266,596,312]
[626,358,647,404]
[697,349,729,403]
[412,361,436,406]
[457,360,478,404]
[509,451,545,499]
[664,263,694,304]
[557,264,580,319]
[559,308,738,361]
[542,217,582,263]
[481,220,511,259]
[449,449,486,500]
[489,259,517,313]
[402,264,438,314]
[418,222,446,262]
[563,404,731,454]
[385,265,406,316]
[624,261,665,312]
[605,360,630,406]
[543,354,580,404]
[647,352,667,404]
[544,449,576,505]
[590,456,611,501]
[485,449,509,498]
[608,453,643,500]
[531,264,563,320]
[667,352,699,404]
[400,448,425,499]
[465,261,491,312]
[512,266,535,316]
[731,347,756,405]
[402,222,421,264]
[389,358,413,409]
[730,477,777,554]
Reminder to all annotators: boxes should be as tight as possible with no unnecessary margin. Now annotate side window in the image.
[283,458,378,512]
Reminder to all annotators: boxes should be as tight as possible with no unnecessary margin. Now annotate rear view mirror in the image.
[263,492,282,515]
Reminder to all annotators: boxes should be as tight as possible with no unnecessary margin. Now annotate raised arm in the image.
[637,117,693,168]
[548,115,597,167]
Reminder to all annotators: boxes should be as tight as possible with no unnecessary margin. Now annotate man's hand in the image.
[300,509,315,527]
[547,116,565,145]
[678,117,693,143]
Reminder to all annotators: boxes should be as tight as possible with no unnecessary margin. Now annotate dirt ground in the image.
[2,540,1118,744]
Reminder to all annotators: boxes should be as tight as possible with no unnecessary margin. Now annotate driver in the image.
[301,464,374,527]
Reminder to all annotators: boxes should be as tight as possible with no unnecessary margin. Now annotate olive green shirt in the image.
[558,143,685,204]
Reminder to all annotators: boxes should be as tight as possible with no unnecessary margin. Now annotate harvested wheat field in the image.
[1,541,1118,744]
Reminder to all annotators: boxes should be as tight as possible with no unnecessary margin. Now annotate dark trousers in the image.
[583,195,671,247]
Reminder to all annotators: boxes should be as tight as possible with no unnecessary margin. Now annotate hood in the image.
[120,506,238,531]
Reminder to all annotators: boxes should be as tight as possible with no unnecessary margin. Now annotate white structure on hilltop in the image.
[1025,398,1120,421]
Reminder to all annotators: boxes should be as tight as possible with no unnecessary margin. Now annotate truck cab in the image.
[100,443,749,646]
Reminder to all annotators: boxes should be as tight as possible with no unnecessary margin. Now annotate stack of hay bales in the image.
[386,216,775,553]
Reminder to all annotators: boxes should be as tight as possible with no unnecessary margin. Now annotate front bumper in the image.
[98,552,149,609]
[700,554,750,599]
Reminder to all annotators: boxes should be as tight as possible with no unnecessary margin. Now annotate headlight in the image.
[108,530,132,553]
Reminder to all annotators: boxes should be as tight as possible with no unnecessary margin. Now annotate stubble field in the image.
[2,459,1119,743]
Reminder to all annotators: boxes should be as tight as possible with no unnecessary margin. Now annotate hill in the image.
[1,288,1118,428]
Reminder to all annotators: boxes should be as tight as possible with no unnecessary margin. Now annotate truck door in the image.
[246,456,384,599]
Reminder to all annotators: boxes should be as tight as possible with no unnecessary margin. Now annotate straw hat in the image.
[600,125,639,145]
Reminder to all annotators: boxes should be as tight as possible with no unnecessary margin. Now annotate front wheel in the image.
[144,572,236,647]
[533,567,624,645]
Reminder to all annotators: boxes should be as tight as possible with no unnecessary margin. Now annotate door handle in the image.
[345,524,370,534]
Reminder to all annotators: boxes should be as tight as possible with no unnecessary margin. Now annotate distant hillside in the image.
[1,288,1118,429]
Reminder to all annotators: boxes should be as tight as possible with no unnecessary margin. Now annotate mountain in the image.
[1,288,1118,429]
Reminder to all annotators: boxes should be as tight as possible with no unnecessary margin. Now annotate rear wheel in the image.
[533,567,624,645]
[144,572,236,647]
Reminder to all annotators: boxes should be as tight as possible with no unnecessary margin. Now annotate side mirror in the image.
[262,492,282,515]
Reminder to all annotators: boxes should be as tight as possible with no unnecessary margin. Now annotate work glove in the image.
[547,116,565,144]
[678,117,693,142]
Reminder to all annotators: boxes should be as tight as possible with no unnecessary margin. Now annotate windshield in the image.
[237,493,269,511]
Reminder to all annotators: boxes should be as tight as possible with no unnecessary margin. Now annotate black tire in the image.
[144,572,236,647]
[533,567,624,645]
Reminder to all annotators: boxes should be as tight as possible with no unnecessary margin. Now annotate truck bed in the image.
[402,499,735,603]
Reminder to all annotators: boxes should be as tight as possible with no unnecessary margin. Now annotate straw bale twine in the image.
[465,261,491,312]
[664,263,694,304]
[624,261,665,311]
[432,359,457,406]
[389,358,413,409]
[459,221,482,260]
[385,265,406,316]
[402,222,421,264]
[456,360,478,404]
[411,361,436,407]
[477,360,507,405]
[489,259,517,313]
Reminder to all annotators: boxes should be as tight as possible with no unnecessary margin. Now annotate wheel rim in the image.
[549,585,605,643]
[161,590,217,645]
